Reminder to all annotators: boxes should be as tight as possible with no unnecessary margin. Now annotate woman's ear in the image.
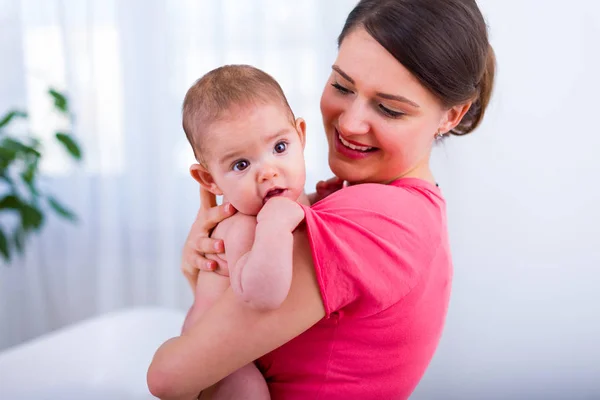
[438,102,472,135]
[295,117,307,148]
[189,163,223,196]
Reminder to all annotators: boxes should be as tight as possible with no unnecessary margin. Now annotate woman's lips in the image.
[334,129,378,160]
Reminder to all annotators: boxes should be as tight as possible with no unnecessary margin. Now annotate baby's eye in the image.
[274,141,287,154]
[233,159,250,171]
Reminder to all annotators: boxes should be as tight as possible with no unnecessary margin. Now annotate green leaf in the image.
[0,146,18,169]
[21,159,40,196]
[22,158,38,183]
[20,204,44,231]
[2,137,25,152]
[0,110,27,129]
[1,137,41,158]
[47,196,77,221]
[0,227,9,261]
[49,88,68,113]
[0,195,22,209]
[0,145,17,158]
[0,173,14,186]
[23,179,39,198]
[13,227,24,255]
[29,137,41,150]
[55,132,82,160]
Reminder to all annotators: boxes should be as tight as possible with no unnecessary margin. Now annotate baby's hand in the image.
[257,197,305,231]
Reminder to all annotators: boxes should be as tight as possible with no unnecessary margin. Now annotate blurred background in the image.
[0,0,598,399]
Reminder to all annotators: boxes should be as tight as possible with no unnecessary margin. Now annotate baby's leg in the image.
[199,363,270,400]
[181,303,199,334]
[183,266,269,399]
[182,270,230,334]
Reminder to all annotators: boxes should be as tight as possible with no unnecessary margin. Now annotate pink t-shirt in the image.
[256,178,453,399]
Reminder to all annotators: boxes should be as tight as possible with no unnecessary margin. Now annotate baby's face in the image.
[202,103,306,215]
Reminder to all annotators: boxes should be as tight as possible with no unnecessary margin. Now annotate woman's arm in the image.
[147,226,325,400]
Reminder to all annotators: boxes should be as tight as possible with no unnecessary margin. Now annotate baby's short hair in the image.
[182,64,295,161]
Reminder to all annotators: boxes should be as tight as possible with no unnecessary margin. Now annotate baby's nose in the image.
[258,164,278,182]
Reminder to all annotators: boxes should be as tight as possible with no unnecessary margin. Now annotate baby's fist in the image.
[257,197,305,230]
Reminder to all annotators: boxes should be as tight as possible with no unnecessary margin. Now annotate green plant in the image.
[0,88,82,263]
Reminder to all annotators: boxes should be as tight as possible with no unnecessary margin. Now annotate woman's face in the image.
[320,28,462,184]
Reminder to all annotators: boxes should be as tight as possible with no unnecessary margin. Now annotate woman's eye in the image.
[233,160,249,171]
[378,104,405,118]
[274,142,287,153]
[331,82,351,95]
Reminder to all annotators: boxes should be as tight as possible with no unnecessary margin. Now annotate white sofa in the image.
[0,307,184,400]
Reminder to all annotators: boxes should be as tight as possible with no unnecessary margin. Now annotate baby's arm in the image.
[228,197,305,310]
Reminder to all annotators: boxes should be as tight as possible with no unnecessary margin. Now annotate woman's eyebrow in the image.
[332,65,354,84]
[332,65,420,108]
[376,92,420,108]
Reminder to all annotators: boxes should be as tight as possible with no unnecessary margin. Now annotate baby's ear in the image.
[189,163,223,195]
[295,117,307,148]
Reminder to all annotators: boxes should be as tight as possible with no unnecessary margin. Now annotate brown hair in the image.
[182,64,295,160]
[338,0,496,136]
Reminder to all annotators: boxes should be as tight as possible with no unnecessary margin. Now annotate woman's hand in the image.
[308,176,346,205]
[181,187,237,289]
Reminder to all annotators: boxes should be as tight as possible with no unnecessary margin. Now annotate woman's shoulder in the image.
[312,178,445,225]
[300,178,448,317]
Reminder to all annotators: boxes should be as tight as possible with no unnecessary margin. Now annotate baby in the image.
[180,65,308,399]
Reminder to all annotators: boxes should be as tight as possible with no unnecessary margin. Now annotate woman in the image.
[148,0,495,398]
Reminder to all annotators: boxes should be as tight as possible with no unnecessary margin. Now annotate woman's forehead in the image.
[336,28,420,92]
[335,28,438,105]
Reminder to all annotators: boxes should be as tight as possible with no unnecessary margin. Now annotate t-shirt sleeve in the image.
[300,183,442,318]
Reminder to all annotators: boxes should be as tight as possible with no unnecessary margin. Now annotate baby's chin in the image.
[231,202,262,216]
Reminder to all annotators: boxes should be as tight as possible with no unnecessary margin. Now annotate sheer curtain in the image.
[0,0,356,351]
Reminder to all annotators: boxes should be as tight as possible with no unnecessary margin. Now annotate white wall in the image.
[414,1,600,398]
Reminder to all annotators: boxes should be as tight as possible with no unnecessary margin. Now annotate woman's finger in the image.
[193,237,225,255]
[317,176,343,191]
[317,176,344,193]
[199,186,218,210]
[180,186,236,286]
[181,257,201,288]
[202,202,237,231]
[323,176,343,187]
[181,248,216,285]
[195,257,217,272]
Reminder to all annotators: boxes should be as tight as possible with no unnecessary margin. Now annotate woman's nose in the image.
[338,100,370,136]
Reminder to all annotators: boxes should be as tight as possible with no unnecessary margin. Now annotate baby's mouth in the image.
[263,188,286,204]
